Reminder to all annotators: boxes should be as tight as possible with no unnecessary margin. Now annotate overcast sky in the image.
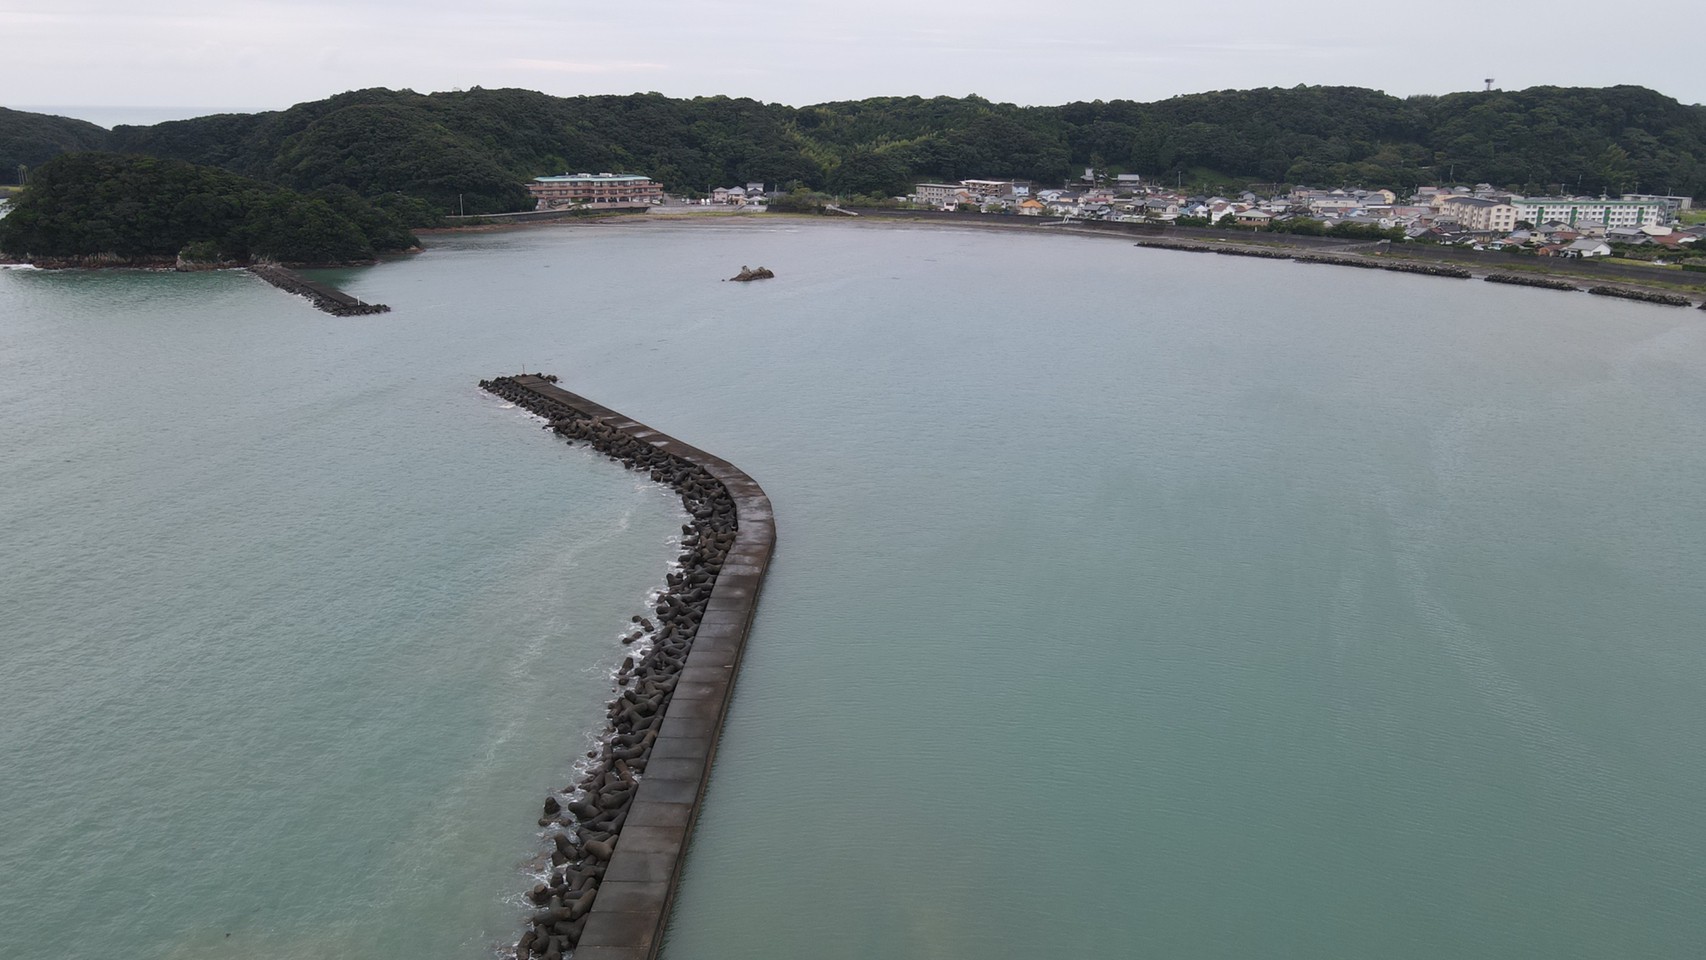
[6,0,1703,123]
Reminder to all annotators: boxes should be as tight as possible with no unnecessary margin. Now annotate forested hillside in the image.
[2,85,1701,218]
[0,153,418,264]
[1,107,110,182]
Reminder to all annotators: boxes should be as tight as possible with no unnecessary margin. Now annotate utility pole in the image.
[459,193,465,217]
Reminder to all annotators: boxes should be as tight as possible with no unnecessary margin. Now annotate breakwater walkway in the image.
[479,374,775,960]
[249,264,390,315]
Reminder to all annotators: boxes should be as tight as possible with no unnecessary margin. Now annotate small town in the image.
[527,171,1704,262]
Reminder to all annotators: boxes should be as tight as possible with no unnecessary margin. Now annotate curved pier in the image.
[479,374,774,960]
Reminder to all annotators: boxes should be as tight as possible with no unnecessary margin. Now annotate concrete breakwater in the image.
[1133,241,1471,279]
[1293,253,1384,270]
[1295,254,1471,278]
[249,264,390,316]
[1212,246,1293,260]
[1376,261,1471,279]
[1485,273,1579,292]
[479,374,774,960]
[1586,286,1695,307]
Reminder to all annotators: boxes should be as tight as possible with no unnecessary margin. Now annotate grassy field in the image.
[1681,209,1706,226]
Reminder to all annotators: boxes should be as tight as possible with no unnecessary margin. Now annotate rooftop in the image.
[534,173,655,184]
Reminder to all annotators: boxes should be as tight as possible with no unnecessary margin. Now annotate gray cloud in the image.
[4,0,1702,117]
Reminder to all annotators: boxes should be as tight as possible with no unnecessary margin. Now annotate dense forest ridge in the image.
[2,83,1702,220]
[0,153,419,266]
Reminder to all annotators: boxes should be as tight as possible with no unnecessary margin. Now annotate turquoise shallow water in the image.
[3,221,1706,959]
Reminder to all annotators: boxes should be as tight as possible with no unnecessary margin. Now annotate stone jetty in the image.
[1212,246,1292,259]
[479,374,774,960]
[1133,240,1701,301]
[1292,254,1383,270]
[1376,262,1471,279]
[1485,273,1579,291]
[1586,286,1694,307]
[1133,240,1212,253]
[249,263,390,315]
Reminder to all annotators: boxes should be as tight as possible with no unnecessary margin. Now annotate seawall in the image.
[249,264,390,316]
[839,207,1706,298]
[478,374,775,960]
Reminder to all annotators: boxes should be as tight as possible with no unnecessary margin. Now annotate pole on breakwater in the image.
[482,375,774,960]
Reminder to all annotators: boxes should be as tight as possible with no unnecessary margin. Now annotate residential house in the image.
[1564,238,1613,258]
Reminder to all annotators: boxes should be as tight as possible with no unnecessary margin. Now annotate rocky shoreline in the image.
[479,375,763,960]
[0,255,395,315]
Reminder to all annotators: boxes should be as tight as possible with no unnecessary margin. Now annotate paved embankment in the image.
[249,264,390,315]
[479,374,775,960]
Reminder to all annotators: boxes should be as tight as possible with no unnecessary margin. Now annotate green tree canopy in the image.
[0,152,417,264]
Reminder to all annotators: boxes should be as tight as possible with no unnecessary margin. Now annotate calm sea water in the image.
[3,221,1704,959]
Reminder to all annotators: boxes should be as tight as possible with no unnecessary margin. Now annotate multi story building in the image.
[960,179,1016,199]
[1438,196,1519,233]
[913,183,968,207]
[528,173,663,209]
[1510,197,1667,228]
[1621,193,1694,216]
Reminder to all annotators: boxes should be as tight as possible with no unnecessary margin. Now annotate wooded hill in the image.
[3,85,1702,218]
[0,153,419,265]
[1,106,109,179]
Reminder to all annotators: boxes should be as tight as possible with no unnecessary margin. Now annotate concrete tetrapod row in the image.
[479,374,772,960]
[1484,273,1579,291]
[1586,285,1696,307]
[1132,241,1470,278]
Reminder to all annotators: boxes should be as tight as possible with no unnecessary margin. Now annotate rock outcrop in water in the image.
[727,265,775,282]
[479,375,743,960]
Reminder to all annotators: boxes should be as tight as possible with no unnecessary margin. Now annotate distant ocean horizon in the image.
[9,104,270,128]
